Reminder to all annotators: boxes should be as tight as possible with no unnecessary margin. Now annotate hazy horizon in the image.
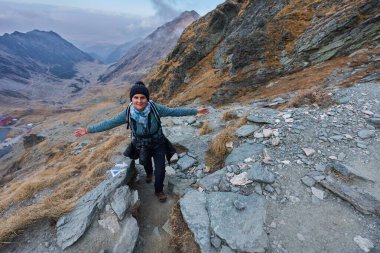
[0,0,224,49]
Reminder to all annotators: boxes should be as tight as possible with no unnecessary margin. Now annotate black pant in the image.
[144,141,166,193]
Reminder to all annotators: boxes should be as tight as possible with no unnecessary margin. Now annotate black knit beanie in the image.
[130,81,150,101]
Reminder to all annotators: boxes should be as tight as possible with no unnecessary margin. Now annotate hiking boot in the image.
[145,174,153,183]
[155,192,167,202]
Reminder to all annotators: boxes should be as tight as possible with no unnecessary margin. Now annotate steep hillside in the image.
[0,30,93,81]
[98,11,200,84]
[147,0,380,105]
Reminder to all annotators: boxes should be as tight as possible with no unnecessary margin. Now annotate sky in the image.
[0,0,225,49]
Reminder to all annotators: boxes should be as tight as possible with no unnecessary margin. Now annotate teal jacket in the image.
[87,102,197,136]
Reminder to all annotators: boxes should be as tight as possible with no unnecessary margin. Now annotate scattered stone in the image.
[170,153,179,163]
[244,157,254,163]
[362,110,374,116]
[152,226,161,240]
[368,117,380,128]
[254,132,264,138]
[263,129,273,138]
[312,195,321,205]
[247,115,273,124]
[302,148,316,157]
[168,177,196,196]
[337,152,346,161]
[315,163,326,172]
[311,187,325,200]
[225,143,265,165]
[162,219,173,236]
[271,137,281,146]
[226,141,234,149]
[111,185,132,220]
[234,199,247,210]
[296,233,305,241]
[255,184,263,195]
[236,125,259,137]
[207,192,268,253]
[247,163,275,184]
[301,176,315,187]
[230,172,252,186]
[177,155,197,171]
[329,156,337,160]
[357,142,367,149]
[264,184,275,193]
[98,214,120,233]
[353,236,374,252]
[165,166,176,176]
[262,149,273,165]
[358,129,375,139]
[113,216,139,253]
[289,196,300,203]
[211,236,222,249]
[56,161,132,250]
[199,170,225,191]
[180,191,215,253]
[269,221,277,228]
[220,245,235,253]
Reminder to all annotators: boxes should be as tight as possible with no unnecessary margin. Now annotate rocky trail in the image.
[1,81,380,253]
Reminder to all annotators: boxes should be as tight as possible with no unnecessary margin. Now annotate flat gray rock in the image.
[198,170,225,191]
[236,125,259,137]
[56,159,134,249]
[247,163,275,184]
[180,191,216,253]
[247,115,273,124]
[168,177,196,196]
[206,192,268,253]
[225,143,265,165]
[112,216,139,253]
[177,155,197,171]
[358,129,376,139]
[368,117,380,128]
[111,185,132,220]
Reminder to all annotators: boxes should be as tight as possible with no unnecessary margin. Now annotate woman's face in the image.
[132,94,148,111]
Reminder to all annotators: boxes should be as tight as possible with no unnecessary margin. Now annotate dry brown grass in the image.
[198,121,212,136]
[284,88,335,108]
[205,126,236,171]
[221,111,238,121]
[169,202,200,253]
[0,132,126,242]
[236,113,248,128]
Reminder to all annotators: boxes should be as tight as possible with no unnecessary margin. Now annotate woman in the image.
[75,81,208,202]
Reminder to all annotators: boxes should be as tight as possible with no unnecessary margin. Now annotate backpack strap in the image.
[149,101,161,127]
[126,102,133,130]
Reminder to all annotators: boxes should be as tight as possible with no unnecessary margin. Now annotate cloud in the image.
[0,1,180,48]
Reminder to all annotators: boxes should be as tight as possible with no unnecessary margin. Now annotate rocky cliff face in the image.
[0,30,93,81]
[147,0,379,105]
[98,10,200,84]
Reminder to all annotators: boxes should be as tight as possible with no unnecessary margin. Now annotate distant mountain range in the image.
[0,30,93,82]
[98,10,200,84]
[84,38,142,64]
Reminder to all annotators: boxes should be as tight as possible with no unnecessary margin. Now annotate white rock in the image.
[225,141,234,149]
[302,148,316,157]
[165,166,176,176]
[353,236,374,252]
[311,187,325,200]
[170,153,179,163]
[281,160,291,165]
[282,113,292,119]
[345,134,353,139]
[230,172,252,186]
[362,110,374,116]
[285,118,294,123]
[244,157,254,163]
[271,137,281,146]
[329,156,337,160]
[269,221,277,228]
[254,132,264,138]
[289,196,300,203]
[297,233,305,241]
[273,129,280,137]
[263,129,273,138]
[98,214,120,234]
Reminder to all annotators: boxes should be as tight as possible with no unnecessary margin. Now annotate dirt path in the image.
[132,167,176,253]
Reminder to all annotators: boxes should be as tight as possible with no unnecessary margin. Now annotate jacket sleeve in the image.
[87,110,127,133]
[154,103,198,117]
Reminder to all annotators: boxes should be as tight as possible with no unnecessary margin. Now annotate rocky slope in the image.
[98,11,200,84]
[0,30,93,81]
[147,0,380,105]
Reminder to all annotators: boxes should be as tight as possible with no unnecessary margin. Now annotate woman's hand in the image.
[197,107,209,115]
[75,128,88,137]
